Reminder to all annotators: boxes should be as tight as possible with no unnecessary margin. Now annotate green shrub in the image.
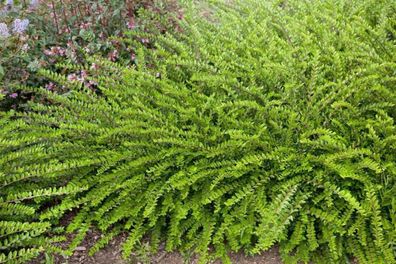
[1,0,396,263]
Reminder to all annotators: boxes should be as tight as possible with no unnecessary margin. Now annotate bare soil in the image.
[30,228,283,264]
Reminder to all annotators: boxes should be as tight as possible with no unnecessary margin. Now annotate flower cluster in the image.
[12,18,29,34]
[67,70,97,89]
[0,18,29,38]
[0,22,10,38]
[9,92,18,98]
[4,0,38,7]
[44,46,66,56]
[1,0,39,14]
[29,0,40,9]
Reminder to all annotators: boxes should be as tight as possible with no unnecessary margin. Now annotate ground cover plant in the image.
[0,0,396,263]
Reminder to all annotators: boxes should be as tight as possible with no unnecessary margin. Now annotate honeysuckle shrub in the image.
[0,0,182,110]
[1,0,396,263]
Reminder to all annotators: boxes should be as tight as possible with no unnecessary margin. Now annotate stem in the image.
[59,0,72,38]
[50,0,60,35]
[72,2,82,28]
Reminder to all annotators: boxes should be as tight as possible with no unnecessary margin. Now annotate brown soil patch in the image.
[30,229,283,264]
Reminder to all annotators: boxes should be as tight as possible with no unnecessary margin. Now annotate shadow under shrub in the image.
[1,0,396,263]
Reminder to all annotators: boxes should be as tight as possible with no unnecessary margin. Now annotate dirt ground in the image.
[30,228,283,264]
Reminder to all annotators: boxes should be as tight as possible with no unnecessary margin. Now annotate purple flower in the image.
[30,0,40,8]
[0,23,10,38]
[9,93,18,98]
[12,18,29,34]
[1,0,13,15]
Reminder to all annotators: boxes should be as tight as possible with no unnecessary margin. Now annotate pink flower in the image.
[22,44,30,51]
[127,18,136,29]
[44,46,66,56]
[86,80,97,88]
[80,70,88,81]
[108,50,118,62]
[44,49,54,56]
[67,73,78,82]
[56,47,66,56]
[45,82,55,90]
[90,63,99,70]
[79,22,92,29]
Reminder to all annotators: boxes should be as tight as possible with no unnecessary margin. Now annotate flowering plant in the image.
[0,0,183,110]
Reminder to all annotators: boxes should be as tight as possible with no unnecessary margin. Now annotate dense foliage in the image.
[1,0,396,263]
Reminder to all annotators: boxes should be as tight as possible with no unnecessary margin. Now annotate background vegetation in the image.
[0,0,182,110]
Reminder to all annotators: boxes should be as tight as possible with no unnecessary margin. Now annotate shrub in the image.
[0,0,182,110]
[1,0,396,263]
